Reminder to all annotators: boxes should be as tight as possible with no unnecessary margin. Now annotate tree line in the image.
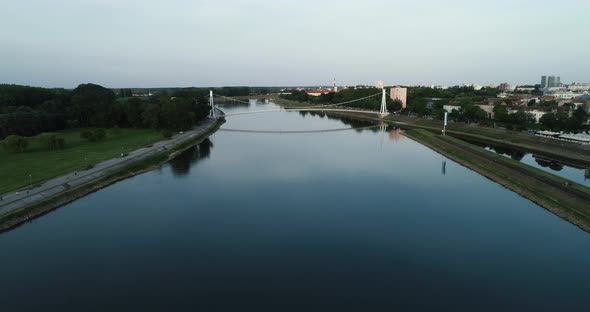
[0,83,215,140]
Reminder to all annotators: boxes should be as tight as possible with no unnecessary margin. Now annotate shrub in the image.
[162,130,173,139]
[2,135,29,153]
[80,129,106,142]
[39,134,66,151]
[80,130,95,141]
[93,128,106,141]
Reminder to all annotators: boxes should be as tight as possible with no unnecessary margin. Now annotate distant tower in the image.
[333,78,338,92]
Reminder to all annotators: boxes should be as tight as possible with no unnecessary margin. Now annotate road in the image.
[0,118,218,218]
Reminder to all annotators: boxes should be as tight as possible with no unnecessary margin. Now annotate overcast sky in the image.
[1,0,589,88]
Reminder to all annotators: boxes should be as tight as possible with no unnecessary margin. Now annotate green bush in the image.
[162,130,173,139]
[80,129,106,142]
[80,130,94,141]
[39,134,66,151]
[93,128,106,141]
[2,135,29,153]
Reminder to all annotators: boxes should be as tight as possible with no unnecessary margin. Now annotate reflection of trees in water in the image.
[490,146,525,161]
[303,111,387,133]
[534,157,563,171]
[170,138,214,176]
[467,140,526,161]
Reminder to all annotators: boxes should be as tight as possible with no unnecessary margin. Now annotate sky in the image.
[1,0,589,88]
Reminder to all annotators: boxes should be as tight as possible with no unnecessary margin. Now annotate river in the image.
[1,101,590,311]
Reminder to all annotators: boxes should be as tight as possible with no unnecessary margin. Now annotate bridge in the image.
[207,89,392,118]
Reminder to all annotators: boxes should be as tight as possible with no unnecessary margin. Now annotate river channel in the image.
[1,101,590,311]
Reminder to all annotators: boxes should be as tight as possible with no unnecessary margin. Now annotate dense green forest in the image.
[0,84,217,140]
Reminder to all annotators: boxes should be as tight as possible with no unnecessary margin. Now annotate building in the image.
[541,75,560,89]
[499,83,515,91]
[568,83,590,92]
[463,83,482,90]
[333,78,338,93]
[443,105,462,113]
[545,90,577,100]
[541,76,547,89]
[375,80,384,89]
[548,76,560,88]
[305,89,334,97]
[390,87,407,109]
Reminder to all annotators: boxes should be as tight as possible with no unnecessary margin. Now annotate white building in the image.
[568,83,590,92]
[443,105,462,113]
[545,90,577,100]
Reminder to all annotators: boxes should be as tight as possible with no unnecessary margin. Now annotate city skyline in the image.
[1,0,589,88]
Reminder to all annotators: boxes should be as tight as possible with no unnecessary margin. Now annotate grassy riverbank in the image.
[385,115,590,166]
[308,109,590,166]
[404,129,590,233]
[0,128,164,194]
[0,118,225,233]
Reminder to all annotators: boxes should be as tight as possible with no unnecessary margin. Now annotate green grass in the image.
[0,128,163,194]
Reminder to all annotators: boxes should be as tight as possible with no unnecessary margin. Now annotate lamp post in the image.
[28,173,32,193]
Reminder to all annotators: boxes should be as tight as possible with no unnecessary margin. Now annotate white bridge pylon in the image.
[379,88,388,116]
[209,90,390,117]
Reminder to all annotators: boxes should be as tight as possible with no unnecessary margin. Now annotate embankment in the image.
[0,118,225,233]
[404,129,590,233]
[305,110,590,167]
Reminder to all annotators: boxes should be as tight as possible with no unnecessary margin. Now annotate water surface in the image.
[1,101,590,311]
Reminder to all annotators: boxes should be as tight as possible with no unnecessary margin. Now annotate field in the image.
[0,128,163,194]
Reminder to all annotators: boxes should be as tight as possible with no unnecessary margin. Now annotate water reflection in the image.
[389,128,404,142]
[465,139,589,184]
[170,138,213,176]
[534,157,564,171]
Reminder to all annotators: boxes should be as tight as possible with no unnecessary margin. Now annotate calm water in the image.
[468,141,590,186]
[2,101,590,311]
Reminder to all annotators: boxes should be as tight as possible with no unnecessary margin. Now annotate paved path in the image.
[0,118,218,217]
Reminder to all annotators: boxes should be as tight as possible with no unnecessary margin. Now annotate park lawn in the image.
[0,128,164,194]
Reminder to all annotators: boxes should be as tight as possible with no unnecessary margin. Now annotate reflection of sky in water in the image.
[483,147,589,186]
[2,101,590,310]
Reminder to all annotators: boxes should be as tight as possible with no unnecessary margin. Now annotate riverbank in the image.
[305,108,590,167]
[0,117,225,233]
[403,129,590,233]
[291,107,590,232]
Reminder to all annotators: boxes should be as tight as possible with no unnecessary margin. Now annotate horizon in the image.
[1,0,589,88]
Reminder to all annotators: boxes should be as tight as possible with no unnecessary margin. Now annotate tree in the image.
[390,99,403,112]
[463,105,488,123]
[2,135,28,153]
[539,113,557,130]
[80,130,94,141]
[408,98,428,116]
[39,134,65,150]
[80,129,106,142]
[507,111,535,131]
[162,130,173,139]
[142,103,161,129]
[70,83,115,127]
[125,98,144,128]
[93,128,106,141]
[571,106,588,129]
[493,104,509,122]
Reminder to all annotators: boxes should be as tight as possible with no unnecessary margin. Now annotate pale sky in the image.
[1,0,589,88]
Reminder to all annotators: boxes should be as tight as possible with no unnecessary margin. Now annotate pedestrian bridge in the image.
[208,90,392,118]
